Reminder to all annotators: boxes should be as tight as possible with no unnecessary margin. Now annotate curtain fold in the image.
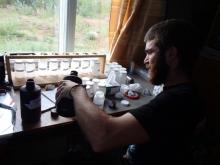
[109,0,166,67]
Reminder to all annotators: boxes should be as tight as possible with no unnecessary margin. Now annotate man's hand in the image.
[55,80,78,105]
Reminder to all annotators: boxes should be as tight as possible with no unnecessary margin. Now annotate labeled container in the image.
[20,79,41,123]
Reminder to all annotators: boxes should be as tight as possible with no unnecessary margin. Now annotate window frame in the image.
[59,0,77,52]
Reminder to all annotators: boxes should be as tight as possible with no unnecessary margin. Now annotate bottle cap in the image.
[26,79,35,90]
[70,70,78,76]
[120,100,129,106]
[51,108,59,118]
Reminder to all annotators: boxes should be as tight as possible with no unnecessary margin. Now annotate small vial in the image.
[119,70,127,84]
[60,59,70,76]
[93,91,105,109]
[113,68,120,83]
[38,59,48,77]
[14,59,25,80]
[104,63,111,76]
[81,59,90,73]
[86,81,94,96]
[92,78,100,94]
[86,85,93,98]
[49,59,59,75]
[98,82,106,96]
[91,59,100,74]
[71,59,81,71]
[25,59,36,79]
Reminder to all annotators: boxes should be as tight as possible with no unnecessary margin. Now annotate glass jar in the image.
[38,59,48,77]
[14,59,25,80]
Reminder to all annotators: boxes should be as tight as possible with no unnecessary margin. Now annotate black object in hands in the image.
[56,71,82,117]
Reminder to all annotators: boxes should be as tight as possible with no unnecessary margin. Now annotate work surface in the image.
[0,75,154,139]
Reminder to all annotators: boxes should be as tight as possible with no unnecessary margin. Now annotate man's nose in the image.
[144,54,149,64]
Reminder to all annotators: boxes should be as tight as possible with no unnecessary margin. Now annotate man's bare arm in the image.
[72,86,150,152]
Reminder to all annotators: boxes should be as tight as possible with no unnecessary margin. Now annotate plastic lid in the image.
[120,100,129,106]
[82,77,90,81]
[98,82,106,87]
[86,81,94,86]
[70,70,78,76]
[94,91,104,97]
[86,85,91,89]
[92,78,100,83]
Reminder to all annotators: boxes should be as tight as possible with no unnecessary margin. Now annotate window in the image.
[0,0,59,52]
[0,0,111,54]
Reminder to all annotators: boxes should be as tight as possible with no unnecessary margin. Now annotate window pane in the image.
[75,0,111,53]
[0,0,59,52]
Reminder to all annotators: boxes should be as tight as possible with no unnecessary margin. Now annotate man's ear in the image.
[165,46,178,68]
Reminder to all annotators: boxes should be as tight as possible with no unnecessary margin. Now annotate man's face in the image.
[144,40,168,85]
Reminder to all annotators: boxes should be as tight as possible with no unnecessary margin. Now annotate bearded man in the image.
[56,19,205,165]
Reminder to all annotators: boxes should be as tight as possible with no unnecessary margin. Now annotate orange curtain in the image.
[109,0,166,67]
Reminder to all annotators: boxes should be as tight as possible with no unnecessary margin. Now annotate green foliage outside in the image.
[0,0,111,53]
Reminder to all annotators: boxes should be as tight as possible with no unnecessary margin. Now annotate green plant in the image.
[0,20,25,37]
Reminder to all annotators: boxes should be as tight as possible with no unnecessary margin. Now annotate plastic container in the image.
[14,59,25,80]
[56,70,82,117]
[20,79,41,123]
[93,91,105,108]
[98,82,106,96]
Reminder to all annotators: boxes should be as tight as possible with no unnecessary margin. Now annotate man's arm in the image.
[71,85,150,152]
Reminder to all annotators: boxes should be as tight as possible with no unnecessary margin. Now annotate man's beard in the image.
[148,52,168,85]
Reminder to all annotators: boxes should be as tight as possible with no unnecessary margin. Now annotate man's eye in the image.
[145,49,154,54]
[146,50,152,55]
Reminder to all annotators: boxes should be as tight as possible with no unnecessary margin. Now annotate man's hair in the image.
[144,19,202,76]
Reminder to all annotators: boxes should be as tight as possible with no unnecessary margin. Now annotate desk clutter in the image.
[1,53,155,129]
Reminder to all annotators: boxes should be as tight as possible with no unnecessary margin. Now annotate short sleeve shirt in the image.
[129,83,204,165]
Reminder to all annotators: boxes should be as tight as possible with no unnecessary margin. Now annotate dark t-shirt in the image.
[129,83,204,165]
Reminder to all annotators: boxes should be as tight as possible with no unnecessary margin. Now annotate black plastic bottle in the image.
[20,79,41,123]
[56,70,82,117]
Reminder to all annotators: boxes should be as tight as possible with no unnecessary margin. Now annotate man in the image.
[56,19,204,165]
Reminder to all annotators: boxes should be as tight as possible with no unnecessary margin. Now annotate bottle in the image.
[56,70,82,117]
[20,79,41,123]
[93,91,105,109]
